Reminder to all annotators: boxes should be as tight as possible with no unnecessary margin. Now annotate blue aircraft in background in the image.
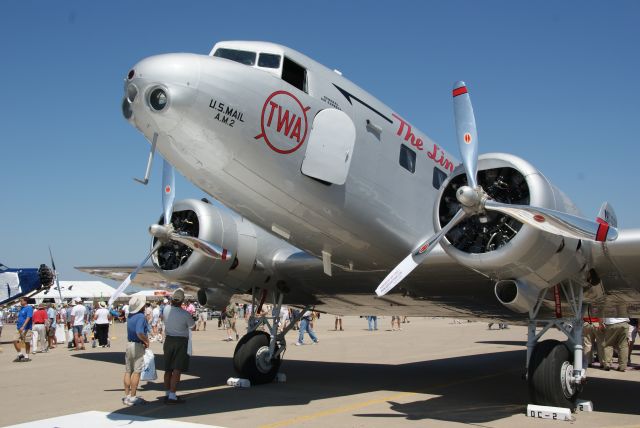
[0,262,54,305]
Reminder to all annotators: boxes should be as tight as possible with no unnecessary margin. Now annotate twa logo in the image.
[255,91,310,154]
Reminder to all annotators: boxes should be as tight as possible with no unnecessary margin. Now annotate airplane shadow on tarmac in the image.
[73,347,640,424]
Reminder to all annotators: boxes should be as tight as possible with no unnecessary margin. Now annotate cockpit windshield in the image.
[213,48,256,66]
[258,53,281,69]
[213,48,283,71]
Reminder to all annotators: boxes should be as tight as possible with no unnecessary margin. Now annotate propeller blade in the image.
[48,246,64,303]
[162,159,175,226]
[108,241,162,307]
[376,209,467,296]
[453,81,479,189]
[170,233,232,261]
[484,200,618,242]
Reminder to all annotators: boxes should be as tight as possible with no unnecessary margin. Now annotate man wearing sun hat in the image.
[70,297,86,351]
[123,294,150,406]
[162,288,195,404]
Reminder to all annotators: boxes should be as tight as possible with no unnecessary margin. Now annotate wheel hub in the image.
[255,345,273,373]
[560,360,576,398]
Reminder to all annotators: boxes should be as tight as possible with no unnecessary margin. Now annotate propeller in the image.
[375,209,467,296]
[375,81,618,297]
[48,246,64,303]
[108,159,232,306]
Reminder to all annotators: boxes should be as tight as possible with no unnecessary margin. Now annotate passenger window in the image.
[399,145,416,173]
[259,53,281,69]
[432,167,447,189]
[282,57,307,92]
[213,48,256,66]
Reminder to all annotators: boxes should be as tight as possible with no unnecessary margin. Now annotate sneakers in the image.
[295,342,303,346]
[313,340,319,345]
[125,396,148,406]
[165,396,186,405]
[13,355,24,362]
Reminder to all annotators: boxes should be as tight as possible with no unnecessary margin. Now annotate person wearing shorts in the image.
[70,297,86,351]
[162,288,195,404]
[47,303,57,349]
[123,295,149,406]
[13,297,33,362]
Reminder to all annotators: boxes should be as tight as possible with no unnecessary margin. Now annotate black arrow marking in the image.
[333,84,393,124]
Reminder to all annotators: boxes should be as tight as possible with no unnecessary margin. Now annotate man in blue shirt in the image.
[13,297,33,362]
[123,295,150,406]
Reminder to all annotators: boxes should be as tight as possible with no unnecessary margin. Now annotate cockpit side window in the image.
[213,48,256,66]
[282,57,307,93]
[258,53,281,69]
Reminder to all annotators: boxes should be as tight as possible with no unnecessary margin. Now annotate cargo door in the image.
[301,109,356,185]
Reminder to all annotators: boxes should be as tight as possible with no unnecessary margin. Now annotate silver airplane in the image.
[80,41,640,409]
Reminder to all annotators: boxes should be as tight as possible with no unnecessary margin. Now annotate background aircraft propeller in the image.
[48,246,64,302]
[376,81,618,297]
[108,159,232,306]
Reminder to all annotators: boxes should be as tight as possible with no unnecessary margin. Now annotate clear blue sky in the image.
[1,1,639,282]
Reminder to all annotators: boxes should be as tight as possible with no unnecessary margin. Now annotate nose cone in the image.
[123,53,202,133]
[129,53,201,89]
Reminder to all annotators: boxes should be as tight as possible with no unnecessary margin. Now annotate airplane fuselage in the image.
[126,41,458,272]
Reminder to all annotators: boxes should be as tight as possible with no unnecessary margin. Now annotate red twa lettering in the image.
[265,102,301,142]
[255,90,310,155]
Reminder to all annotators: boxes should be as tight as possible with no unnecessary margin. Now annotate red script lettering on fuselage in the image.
[392,113,454,172]
[255,91,310,154]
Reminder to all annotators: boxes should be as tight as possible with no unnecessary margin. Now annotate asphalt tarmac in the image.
[1,316,639,427]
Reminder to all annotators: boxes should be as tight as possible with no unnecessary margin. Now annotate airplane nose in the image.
[123,53,202,123]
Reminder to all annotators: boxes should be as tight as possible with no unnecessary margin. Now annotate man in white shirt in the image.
[70,297,86,350]
[602,317,630,371]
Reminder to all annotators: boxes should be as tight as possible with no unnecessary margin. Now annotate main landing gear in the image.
[232,284,309,384]
[526,282,585,410]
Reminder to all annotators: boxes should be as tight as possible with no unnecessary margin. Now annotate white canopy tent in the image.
[31,281,127,303]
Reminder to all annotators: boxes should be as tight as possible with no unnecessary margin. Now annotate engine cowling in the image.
[197,287,235,309]
[151,199,258,292]
[436,153,588,311]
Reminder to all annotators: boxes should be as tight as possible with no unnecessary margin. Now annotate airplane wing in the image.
[269,247,503,318]
[588,229,640,313]
[76,250,509,318]
[78,228,640,319]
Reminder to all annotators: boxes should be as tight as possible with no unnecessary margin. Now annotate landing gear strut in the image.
[526,282,585,409]
[232,284,310,384]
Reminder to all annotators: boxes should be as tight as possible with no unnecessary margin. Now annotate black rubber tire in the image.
[233,331,281,384]
[528,339,580,409]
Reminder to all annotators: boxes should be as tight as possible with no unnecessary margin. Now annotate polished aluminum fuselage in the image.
[127,46,455,273]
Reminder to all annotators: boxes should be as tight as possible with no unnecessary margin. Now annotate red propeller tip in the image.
[453,86,468,97]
